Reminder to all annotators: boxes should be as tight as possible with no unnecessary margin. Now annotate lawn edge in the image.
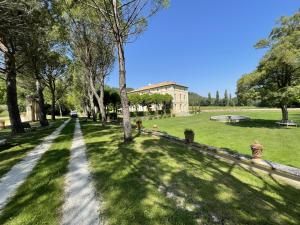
[142,128,300,187]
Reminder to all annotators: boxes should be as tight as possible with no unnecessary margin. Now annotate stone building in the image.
[26,96,40,122]
[129,81,189,115]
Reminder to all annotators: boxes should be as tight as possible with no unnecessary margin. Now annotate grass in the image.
[189,106,261,111]
[81,121,300,225]
[0,119,75,225]
[0,119,66,178]
[142,111,300,168]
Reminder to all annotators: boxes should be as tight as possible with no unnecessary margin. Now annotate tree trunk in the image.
[117,41,132,141]
[98,78,106,124]
[57,101,63,118]
[51,90,56,121]
[280,104,289,122]
[36,79,49,127]
[5,53,24,134]
[112,0,132,141]
[88,89,96,122]
[50,80,56,121]
[89,71,106,125]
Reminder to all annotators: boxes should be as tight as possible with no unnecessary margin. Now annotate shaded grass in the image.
[0,119,66,178]
[0,119,75,225]
[81,121,300,225]
[142,111,300,168]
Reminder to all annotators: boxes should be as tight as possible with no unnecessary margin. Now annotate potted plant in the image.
[135,118,142,133]
[184,129,195,144]
[250,141,263,159]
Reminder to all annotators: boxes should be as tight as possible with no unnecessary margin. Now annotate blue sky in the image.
[106,0,299,97]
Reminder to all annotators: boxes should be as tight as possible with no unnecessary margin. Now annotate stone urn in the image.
[184,129,195,144]
[136,119,142,133]
[250,141,263,159]
[0,120,5,130]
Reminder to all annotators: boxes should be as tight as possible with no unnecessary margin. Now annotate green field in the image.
[142,110,300,168]
[189,106,260,111]
[81,121,300,225]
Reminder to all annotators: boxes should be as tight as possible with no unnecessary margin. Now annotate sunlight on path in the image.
[0,119,71,212]
[62,119,100,225]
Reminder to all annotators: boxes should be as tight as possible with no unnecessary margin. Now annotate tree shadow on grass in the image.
[0,120,67,178]
[0,121,74,225]
[141,138,300,225]
[82,122,300,225]
[226,119,286,129]
[82,123,196,225]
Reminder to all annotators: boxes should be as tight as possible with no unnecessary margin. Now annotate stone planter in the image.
[251,142,263,159]
[184,129,195,144]
[0,120,5,130]
[136,120,142,132]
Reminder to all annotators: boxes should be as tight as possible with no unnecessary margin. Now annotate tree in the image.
[237,10,300,121]
[108,91,121,113]
[128,93,141,114]
[161,93,172,115]
[140,94,153,115]
[207,92,212,106]
[68,5,115,125]
[151,93,164,114]
[215,90,220,106]
[43,53,69,120]
[84,0,169,141]
[224,89,229,106]
[0,1,40,133]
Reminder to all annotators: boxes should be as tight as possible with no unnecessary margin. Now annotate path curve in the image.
[62,119,100,225]
[0,119,70,212]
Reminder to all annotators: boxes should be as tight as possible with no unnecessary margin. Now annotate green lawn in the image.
[0,120,75,225]
[0,119,66,178]
[81,121,300,225]
[190,106,260,111]
[142,111,300,168]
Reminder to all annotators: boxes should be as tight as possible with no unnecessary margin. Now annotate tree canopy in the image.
[237,9,300,121]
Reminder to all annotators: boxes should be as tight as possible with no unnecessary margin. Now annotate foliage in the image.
[0,79,6,105]
[184,128,194,134]
[128,93,173,114]
[237,10,300,120]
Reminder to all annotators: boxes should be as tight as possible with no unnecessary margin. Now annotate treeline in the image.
[0,0,168,141]
[189,90,238,106]
[128,93,173,115]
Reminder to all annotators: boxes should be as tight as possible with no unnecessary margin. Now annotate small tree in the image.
[162,94,173,115]
[224,89,229,106]
[207,92,213,106]
[215,90,220,106]
[128,93,141,115]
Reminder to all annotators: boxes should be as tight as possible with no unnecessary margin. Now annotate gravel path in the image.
[61,119,100,225]
[0,119,70,212]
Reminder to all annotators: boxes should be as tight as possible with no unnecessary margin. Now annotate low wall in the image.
[142,129,300,185]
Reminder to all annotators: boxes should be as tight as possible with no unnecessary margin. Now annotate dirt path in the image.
[0,119,70,212]
[61,119,100,225]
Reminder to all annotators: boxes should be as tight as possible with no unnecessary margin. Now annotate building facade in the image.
[129,81,189,115]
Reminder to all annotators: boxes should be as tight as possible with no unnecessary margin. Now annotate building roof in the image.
[129,81,188,93]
